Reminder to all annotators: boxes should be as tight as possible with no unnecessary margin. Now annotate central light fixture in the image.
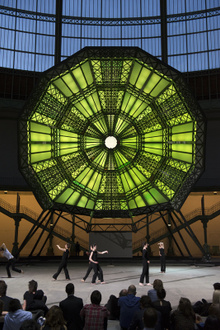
[105,136,117,149]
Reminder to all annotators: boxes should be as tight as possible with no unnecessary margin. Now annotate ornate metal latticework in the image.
[19,47,205,218]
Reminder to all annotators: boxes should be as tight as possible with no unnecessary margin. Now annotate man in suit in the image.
[59,283,83,330]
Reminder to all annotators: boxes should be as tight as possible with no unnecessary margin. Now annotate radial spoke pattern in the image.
[19,47,205,217]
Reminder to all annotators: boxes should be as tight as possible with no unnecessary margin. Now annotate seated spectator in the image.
[128,295,161,330]
[212,282,220,304]
[80,290,109,330]
[0,301,4,330]
[153,288,172,329]
[170,297,196,330]
[20,319,40,330]
[148,279,164,303]
[59,283,83,330]
[203,315,220,330]
[143,307,158,330]
[3,298,32,330]
[118,285,140,330]
[105,289,128,320]
[41,305,67,330]
[0,281,13,312]
[23,280,48,315]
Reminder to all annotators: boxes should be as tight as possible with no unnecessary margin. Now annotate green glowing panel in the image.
[19,47,205,217]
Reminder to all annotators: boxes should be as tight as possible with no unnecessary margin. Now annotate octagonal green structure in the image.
[19,47,205,218]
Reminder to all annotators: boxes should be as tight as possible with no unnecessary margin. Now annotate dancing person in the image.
[52,243,70,281]
[158,242,166,273]
[81,247,100,283]
[0,243,23,278]
[89,244,108,284]
[139,242,151,286]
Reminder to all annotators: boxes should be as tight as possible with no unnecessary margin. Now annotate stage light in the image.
[19,47,205,218]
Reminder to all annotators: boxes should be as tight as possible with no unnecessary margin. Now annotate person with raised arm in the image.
[52,243,71,281]
[89,244,108,284]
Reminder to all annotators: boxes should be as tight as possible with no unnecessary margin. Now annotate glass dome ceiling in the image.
[19,47,205,218]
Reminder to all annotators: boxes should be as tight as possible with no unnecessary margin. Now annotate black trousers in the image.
[160,255,166,272]
[91,263,103,283]
[53,261,70,280]
[6,258,21,278]
[139,260,149,283]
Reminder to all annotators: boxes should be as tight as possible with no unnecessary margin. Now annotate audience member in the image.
[0,300,4,330]
[148,280,164,303]
[41,305,67,330]
[105,289,128,320]
[128,295,162,330]
[20,319,40,330]
[118,284,140,330]
[3,298,32,330]
[212,282,220,304]
[0,281,13,312]
[59,283,83,330]
[153,288,172,329]
[203,315,220,330]
[23,280,48,315]
[80,290,109,330]
[143,307,158,330]
[170,297,196,330]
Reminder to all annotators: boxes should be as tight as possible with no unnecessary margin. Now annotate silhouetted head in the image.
[91,290,102,305]
[66,283,74,295]
[28,280,38,293]
[0,280,7,296]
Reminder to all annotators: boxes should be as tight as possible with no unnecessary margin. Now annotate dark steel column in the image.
[160,0,168,63]
[55,0,63,65]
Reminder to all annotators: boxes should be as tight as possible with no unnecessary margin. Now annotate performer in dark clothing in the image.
[0,243,23,278]
[139,242,151,286]
[158,242,166,273]
[81,248,101,282]
[52,243,70,280]
[89,244,108,284]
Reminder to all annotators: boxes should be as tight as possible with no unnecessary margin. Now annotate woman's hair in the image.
[153,279,163,291]
[45,305,66,329]
[28,280,38,293]
[178,297,195,321]
[157,288,166,300]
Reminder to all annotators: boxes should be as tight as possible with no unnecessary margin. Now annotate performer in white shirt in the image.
[0,243,23,278]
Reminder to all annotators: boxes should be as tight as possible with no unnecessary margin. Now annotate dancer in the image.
[0,243,23,278]
[139,242,151,286]
[52,243,70,281]
[89,244,108,284]
[158,241,166,273]
[81,247,101,283]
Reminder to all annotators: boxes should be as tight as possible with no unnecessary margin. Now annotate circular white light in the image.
[105,136,117,149]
